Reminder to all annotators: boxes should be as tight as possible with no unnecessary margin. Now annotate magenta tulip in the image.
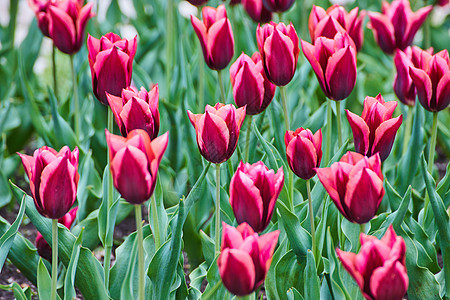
[346,94,403,161]
[242,0,272,23]
[18,146,79,219]
[337,225,408,300]
[262,0,295,13]
[28,0,56,37]
[105,129,168,204]
[316,152,384,224]
[87,32,137,105]
[218,222,279,296]
[229,161,284,232]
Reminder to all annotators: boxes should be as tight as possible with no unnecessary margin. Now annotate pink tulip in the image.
[229,161,284,232]
[18,146,79,219]
[28,0,56,37]
[368,0,432,55]
[191,5,235,70]
[257,22,299,86]
[315,152,384,224]
[242,0,272,23]
[337,225,408,300]
[105,129,168,204]
[187,103,246,164]
[187,0,209,6]
[229,52,276,115]
[106,85,160,139]
[87,32,137,105]
[218,222,279,296]
[285,127,322,180]
[262,0,295,13]
[346,94,403,161]
[301,32,357,101]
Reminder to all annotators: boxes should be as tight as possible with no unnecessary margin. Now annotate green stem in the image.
[104,108,114,290]
[70,55,80,138]
[215,163,221,255]
[151,194,161,248]
[402,105,414,155]
[277,12,283,22]
[424,111,438,213]
[360,223,365,235]
[306,180,316,258]
[237,293,256,300]
[280,86,289,131]
[288,171,294,211]
[325,99,332,164]
[52,45,58,98]
[336,101,342,148]
[217,70,225,102]
[245,116,253,162]
[423,0,431,49]
[51,219,58,300]
[166,0,174,100]
[135,205,145,300]
[198,47,205,110]
[201,280,222,300]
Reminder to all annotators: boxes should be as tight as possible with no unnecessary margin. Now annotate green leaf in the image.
[326,228,351,300]
[120,234,138,300]
[98,165,120,247]
[385,179,403,211]
[182,162,211,226]
[266,238,288,300]
[275,250,305,299]
[199,230,214,267]
[304,250,320,300]
[149,177,168,247]
[12,282,31,300]
[64,229,84,300]
[37,258,53,300]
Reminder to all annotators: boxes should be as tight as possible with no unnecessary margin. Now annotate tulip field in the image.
[0,0,449,299]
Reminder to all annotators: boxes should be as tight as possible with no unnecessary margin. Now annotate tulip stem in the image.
[306,180,316,259]
[336,101,342,148]
[52,45,58,98]
[198,48,205,110]
[201,280,222,300]
[402,106,414,155]
[70,55,80,139]
[360,223,365,235]
[424,111,438,214]
[280,86,289,131]
[215,163,221,255]
[217,70,226,103]
[51,219,58,300]
[237,293,255,300]
[325,99,332,164]
[151,194,161,249]
[288,171,294,211]
[166,0,174,99]
[245,116,253,162]
[135,204,145,300]
[104,108,114,290]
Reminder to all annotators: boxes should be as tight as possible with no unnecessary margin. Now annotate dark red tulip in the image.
[262,0,295,13]
[242,0,272,23]
[187,0,209,6]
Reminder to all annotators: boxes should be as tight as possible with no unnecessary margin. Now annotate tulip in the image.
[229,161,284,232]
[218,222,280,296]
[187,0,209,6]
[107,85,160,139]
[187,103,246,164]
[368,0,432,55]
[191,5,235,71]
[257,22,299,86]
[393,47,419,106]
[28,0,56,37]
[337,225,408,300]
[18,146,79,220]
[229,52,276,115]
[87,32,137,105]
[105,129,169,204]
[309,4,365,52]
[301,32,357,101]
[262,0,295,13]
[242,0,272,23]
[285,127,322,180]
[315,152,384,224]
[346,94,403,161]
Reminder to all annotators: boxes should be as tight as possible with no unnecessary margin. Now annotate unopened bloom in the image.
[262,0,295,13]
[337,225,408,300]
[87,32,137,105]
[18,146,79,219]
[218,222,279,296]
[28,0,55,37]
[316,152,384,224]
[105,129,168,204]
[285,127,322,180]
[187,103,246,164]
[242,0,272,23]
[229,161,284,232]
[346,94,403,161]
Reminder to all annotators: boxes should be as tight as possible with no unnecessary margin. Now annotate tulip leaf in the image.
[120,234,138,300]
[385,179,403,211]
[304,250,320,300]
[326,228,351,300]
[202,255,228,299]
[188,262,207,299]
[64,228,83,300]
[182,162,211,225]
[77,150,102,220]
[199,230,214,267]
[266,238,288,300]
[275,250,305,299]
[37,258,56,300]
[287,287,304,300]
[98,165,120,248]
[437,162,450,199]
[149,177,168,247]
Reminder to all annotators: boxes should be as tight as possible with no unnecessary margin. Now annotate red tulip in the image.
[368,0,432,55]
[187,103,246,164]
[315,152,384,224]
[218,222,279,296]
[262,0,295,13]
[18,146,79,219]
[337,225,408,300]
[301,32,357,101]
[229,161,284,232]
[285,127,322,180]
[106,85,160,139]
[28,0,56,37]
[257,22,299,86]
[87,32,137,105]
[346,94,403,161]
[229,52,276,115]
[191,5,235,70]
[105,129,168,204]
[187,0,209,6]
[242,0,272,23]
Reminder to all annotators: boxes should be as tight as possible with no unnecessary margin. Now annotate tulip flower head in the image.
[18,146,79,219]
[242,0,272,23]
[368,0,432,55]
[107,85,160,139]
[218,222,280,296]
[262,0,295,13]
[316,152,384,224]
[187,0,209,6]
[346,94,403,161]
[105,129,169,204]
[229,161,284,232]
[87,32,137,105]
[28,0,56,37]
[337,225,408,300]
[229,52,276,115]
[257,22,299,86]
[187,103,246,164]
[191,5,235,70]
[285,127,322,180]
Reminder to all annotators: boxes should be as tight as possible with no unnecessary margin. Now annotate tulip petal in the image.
[346,110,369,156]
[221,222,244,250]
[233,61,264,114]
[409,66,433,111]
[120,97,155,136]
[106,93,126,135]
[301,40,326,94]
[336,249,364,291]
[207,18,234,70]
[370,260,408,300]
[48,6,76,54]
[368,13,396,54]
[436,72,450,111]
[218,249,256,296]
[325,46,356,100]
[263,28,295,86]
[372,115,403,161]
[403,6,432,48]
[198,112,230,163]
[75,3,94,51]
[286,135,317,180]
[105,129,127,160]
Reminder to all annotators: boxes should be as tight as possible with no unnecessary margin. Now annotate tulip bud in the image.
[87,32,137,105]
[218,222,279,296]
[285,127,322,180]
[229,161,284,232]
[187,103,246,164]
[262,0,295,13]
[337,225,408,300]
[315,152,384,224]
[28,0,55,37]
[301,32,357,101]
[18,146,79,219]
[257,22,299,86]
[368,0,432,55]
[187,0,209,6]
[346,94,403,161]
[242,0,272,23]
[106,129,169,204]
[191,5,235,70]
